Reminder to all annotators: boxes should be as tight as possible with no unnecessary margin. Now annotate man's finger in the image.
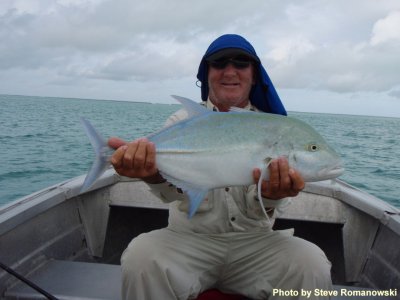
[289,169,305,192]
[133,139,148,171]
[110,145,127,168]
[108,137,127,150]
[123,141,139,169]
[278,157,291,190]
[145,142,157,171]
[252,168,261,184]
[268,159,280,191]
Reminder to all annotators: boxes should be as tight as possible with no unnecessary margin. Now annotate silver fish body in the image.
[81,96,344,218]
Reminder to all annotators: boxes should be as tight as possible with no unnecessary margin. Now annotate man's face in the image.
[207,57,255,111]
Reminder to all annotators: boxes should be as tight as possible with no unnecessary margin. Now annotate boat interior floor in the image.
[4,259,384,300]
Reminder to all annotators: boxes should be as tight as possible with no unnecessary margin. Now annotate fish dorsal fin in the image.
[171,95,210,118]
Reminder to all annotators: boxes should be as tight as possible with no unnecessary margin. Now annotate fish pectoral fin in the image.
[186,188,208,219]
[158,171,208,218]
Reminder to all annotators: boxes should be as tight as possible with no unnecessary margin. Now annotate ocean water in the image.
[0,94,399,208]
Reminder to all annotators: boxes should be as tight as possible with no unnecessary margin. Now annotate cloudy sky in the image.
[1,0,400,117]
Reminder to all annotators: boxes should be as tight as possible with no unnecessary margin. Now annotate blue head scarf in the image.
[196,34,287,115]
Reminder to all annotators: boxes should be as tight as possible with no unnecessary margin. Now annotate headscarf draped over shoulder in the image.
[196,34,287,115]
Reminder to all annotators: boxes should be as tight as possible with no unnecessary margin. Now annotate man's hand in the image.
[108,137,165,183]
[253,157,305,200]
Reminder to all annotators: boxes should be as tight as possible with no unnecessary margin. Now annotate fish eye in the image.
[308,144,319,152]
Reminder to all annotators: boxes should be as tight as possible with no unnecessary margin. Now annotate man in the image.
[109,34,332,300]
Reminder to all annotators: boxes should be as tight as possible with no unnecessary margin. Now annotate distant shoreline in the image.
[1,93,398,120]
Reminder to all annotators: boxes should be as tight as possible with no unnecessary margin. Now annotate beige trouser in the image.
[121,228,332,300]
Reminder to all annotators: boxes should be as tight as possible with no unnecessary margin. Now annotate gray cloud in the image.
[0,0,400,116]
[259,2,400,95]
[388,89,400,99]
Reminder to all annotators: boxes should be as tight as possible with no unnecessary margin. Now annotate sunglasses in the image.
[208,56,253,70]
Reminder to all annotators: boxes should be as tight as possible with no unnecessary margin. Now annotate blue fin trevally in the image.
[80,95,344,219]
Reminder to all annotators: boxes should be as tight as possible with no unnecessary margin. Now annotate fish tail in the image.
[80,117,111,192]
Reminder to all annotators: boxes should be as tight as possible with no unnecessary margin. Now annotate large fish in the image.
[80,95,344,218]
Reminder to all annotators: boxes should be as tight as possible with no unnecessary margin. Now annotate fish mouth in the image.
[322,165,345,178]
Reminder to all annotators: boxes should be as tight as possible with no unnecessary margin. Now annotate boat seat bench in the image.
[4,260,383,300]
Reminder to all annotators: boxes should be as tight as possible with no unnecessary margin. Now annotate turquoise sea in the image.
[0,94,399,208]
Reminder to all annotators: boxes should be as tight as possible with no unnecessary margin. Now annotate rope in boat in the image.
[0,260,59,300]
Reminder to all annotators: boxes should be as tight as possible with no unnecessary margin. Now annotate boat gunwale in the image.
[0,170,118,236]
[0,172,399,237]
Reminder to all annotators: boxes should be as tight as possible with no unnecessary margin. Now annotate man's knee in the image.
[120,232,203,300]
[282,237,332,281]
[121,233,166,276]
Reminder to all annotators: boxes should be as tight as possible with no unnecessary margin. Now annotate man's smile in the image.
[221,82,240,87]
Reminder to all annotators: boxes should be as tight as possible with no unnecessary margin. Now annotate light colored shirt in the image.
[148,99,289,234]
